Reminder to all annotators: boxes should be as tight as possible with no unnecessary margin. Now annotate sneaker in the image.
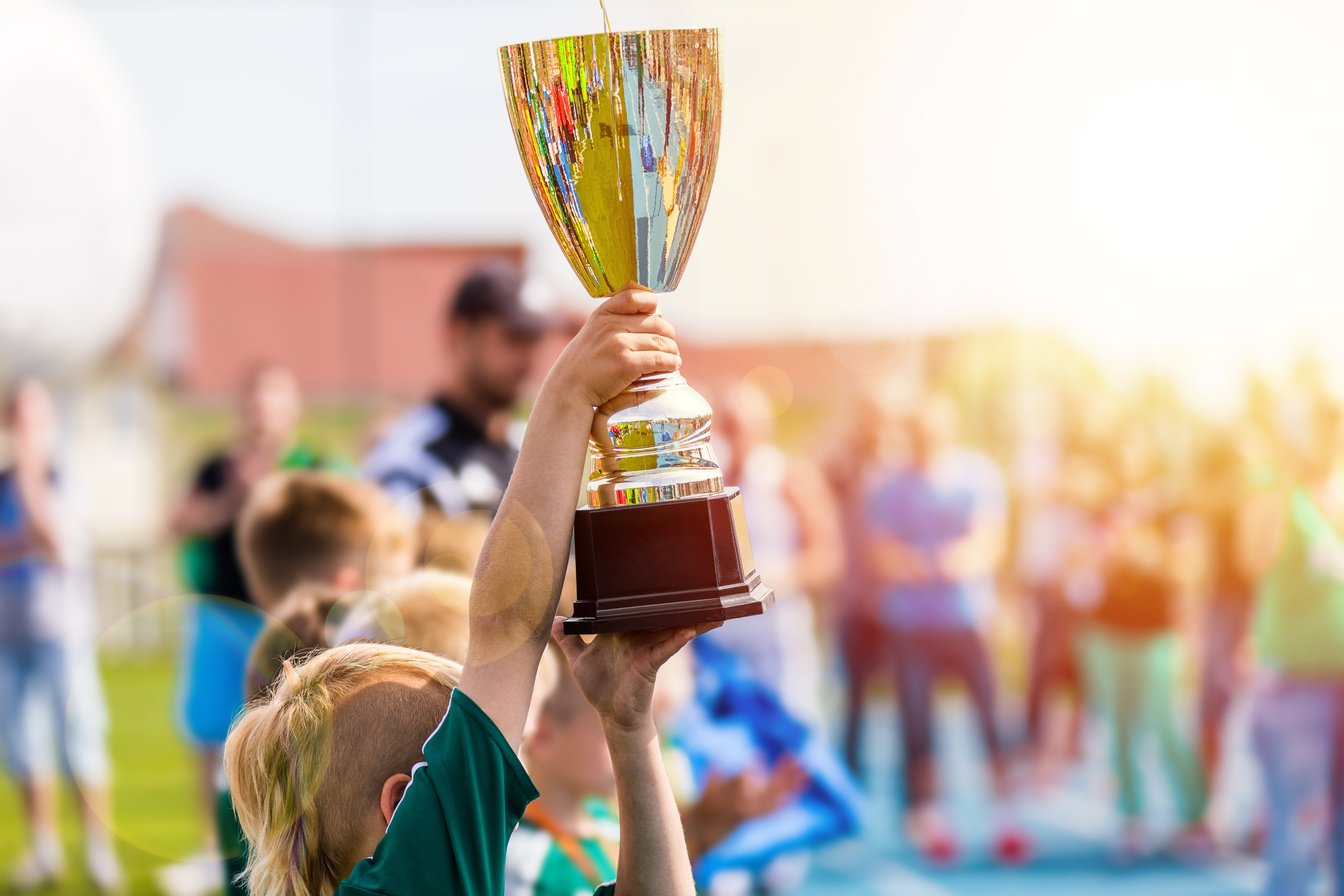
[85,839,125,894]
[905,808,960,866]
[920,830,960,866]
[155,851,224,896]
[1168,824,1218,864]
[11,842,63,890]
[1113,823,1150,865]
[993,825,1033,865]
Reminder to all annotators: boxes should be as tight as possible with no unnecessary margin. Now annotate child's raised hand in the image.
[546,287,681,410]
[550,617,719,734]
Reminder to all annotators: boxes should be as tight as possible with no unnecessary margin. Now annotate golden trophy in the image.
[499,27,773,633]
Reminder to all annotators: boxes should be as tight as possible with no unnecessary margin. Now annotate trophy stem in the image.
[587,363,725,508]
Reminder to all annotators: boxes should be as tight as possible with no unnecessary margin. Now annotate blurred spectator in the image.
[868,393,1028,865]
[173,364,310,608]
[1016,415,1109,782]
[677,637,862,894]
[1077,419,1210,861]
[690,381,849,893]
[706,381,842,726]
[1190,433,1258,826]
[649,645,812,886]
[164,363,322,896]
[0,379,123,891]
[363,261,548,518]
[822,393,887,774]
[1241,397,1344,896]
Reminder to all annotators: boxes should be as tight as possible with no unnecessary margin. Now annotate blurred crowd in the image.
[3,261,1344,896]
[829,357,1344,892]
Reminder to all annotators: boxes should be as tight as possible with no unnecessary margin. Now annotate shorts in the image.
[178,597,266,747]
[0,639,110,783]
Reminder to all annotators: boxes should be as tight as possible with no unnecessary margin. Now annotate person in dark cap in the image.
[364,260,549,519]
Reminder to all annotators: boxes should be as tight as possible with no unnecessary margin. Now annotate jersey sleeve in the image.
[337,690,540,896]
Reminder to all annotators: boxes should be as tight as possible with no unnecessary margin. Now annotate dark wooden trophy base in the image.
[564,487,774,634]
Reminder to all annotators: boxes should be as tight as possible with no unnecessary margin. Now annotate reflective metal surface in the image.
[499,28,727,507]
[588,370,723,507]
[499,28,722,296]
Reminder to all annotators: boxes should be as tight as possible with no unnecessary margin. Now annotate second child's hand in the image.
[550,618,721,734]
[551,617,718,896]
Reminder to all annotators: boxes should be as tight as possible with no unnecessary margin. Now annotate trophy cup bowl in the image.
[500,27,773,633]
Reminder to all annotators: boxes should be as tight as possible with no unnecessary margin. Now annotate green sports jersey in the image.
[504,800,618,896]
[338,689,537,895]
[337,690,613,896]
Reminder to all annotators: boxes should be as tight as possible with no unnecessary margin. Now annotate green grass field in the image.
[0,655,208,895]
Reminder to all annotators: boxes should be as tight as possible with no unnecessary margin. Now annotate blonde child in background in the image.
[243,584,345,701]
[213,471,416,895]
[334,568,472,663]
[237,471,415,609]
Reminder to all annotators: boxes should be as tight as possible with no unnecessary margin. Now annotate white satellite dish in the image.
[0,0,157,379]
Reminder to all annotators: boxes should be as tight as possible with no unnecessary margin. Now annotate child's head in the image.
[238,471,414,608]
[334,569,471,663]
[416,507,492,574]
[244,583,342,701]
[522,646,614,799]
[6,377,58,464]
[330,572,557,740]
[241,363,301,445]
[225,642,461,896]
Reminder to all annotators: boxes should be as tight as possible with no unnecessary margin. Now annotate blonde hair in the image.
[335,570,471,662]
[244,584,343,702]
[238,471,414,608]
[416,507,492,574]
[224,642,461,896]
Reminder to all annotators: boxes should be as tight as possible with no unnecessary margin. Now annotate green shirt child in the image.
[505,800,619,896]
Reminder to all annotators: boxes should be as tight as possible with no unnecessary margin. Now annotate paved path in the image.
[795,697,1272,895]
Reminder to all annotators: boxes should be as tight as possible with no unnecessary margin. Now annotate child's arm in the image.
[460,289,679,749]
[553,618,715,896]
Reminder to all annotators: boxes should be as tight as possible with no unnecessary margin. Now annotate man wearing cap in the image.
[364,261,549,517]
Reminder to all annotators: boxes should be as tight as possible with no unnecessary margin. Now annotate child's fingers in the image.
[638,619,718,667]
[626,312,676,339]
[601,287,659,316]
[627,349,682,376]
[619,332,679,357]
[646,626,698,668]
[550,617,587,665]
